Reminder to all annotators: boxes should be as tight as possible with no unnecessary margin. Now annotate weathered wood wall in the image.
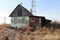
[11,16,29,28]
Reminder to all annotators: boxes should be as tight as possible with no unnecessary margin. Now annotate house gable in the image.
[9,4,33,17]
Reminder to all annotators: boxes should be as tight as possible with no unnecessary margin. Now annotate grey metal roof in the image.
[9,4,33,17]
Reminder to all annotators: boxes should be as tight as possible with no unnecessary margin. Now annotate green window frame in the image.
[22,17,26,24]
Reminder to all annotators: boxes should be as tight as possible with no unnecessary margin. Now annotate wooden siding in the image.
[9,4,33,17]
[29,16,40,27]
[11,16,29,28]
[39,18,41,26]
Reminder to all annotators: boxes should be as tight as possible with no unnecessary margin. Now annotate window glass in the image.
[17,17,22,23]
[14,21,17,24]
[18,19,22,23]
[11,18,14,22]
[14,17,17,20]
[11,19,14,22]
[22,17,26,24]
[13,17,17,24]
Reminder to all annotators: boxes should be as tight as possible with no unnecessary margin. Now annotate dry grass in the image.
[0,22,60,40]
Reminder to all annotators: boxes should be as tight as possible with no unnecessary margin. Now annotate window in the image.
[11,18,14,22]
[14,22,17,24]
[30,18,35,22]
[14,17,17,24]
[14,17,17,20]
[18,9,22,16]
[11,19,14,22]
[22,17,26,24]
[18,19,22,23]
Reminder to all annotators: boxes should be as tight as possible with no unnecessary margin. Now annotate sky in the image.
[0,0,60,24]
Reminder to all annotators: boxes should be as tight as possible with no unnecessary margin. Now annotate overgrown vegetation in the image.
[0,21,60,40]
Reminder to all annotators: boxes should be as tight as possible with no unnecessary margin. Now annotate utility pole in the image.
[4,16,6,27]
[4,17,6,24]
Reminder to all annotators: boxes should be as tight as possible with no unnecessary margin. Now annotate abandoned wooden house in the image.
[9,4,51,28]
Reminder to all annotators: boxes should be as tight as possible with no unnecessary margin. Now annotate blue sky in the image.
[0,0,60,24]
